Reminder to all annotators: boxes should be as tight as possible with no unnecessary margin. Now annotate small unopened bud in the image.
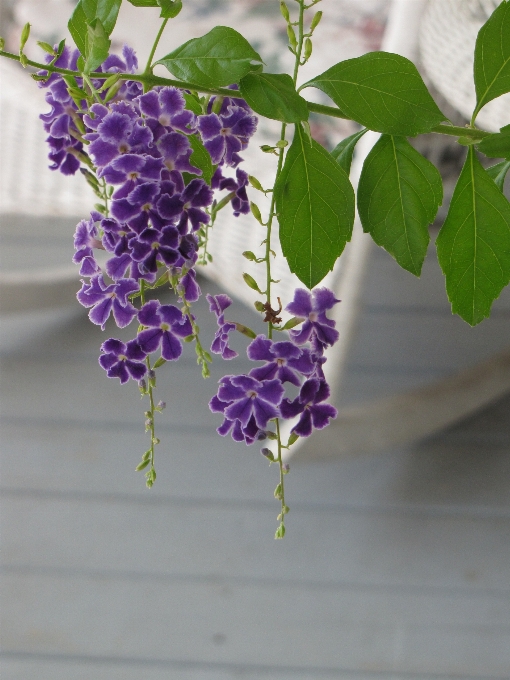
[260,144,277,154]
[280,1,290,22]
[157,401,166,410]
[254,300,266,312]
[275,523,286,539]
[152,437,160,445]
[250,202,264,224]
[37,41,55,55]
[310,10,323,32]
[287,24,297,49]
[304,38,313,61]
[20,23,31,53]
[276,139,288,149]
[138,379,147,392]
[261,448,275,461]
[248,175,265,192]
[243,272,263,293]
[282,463,290,474]
[274,483,283,500]
[242,250,257,261]
[256,430,267,442]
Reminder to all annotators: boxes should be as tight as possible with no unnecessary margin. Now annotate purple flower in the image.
[247,335,314,386]
[280,378,337,437]
[137,87,196,135]
[99,154,164,199]
[177,268,201,303]
[158,178,213,234]
[212,167,250,216]
[87,108,153,168]
[137,300,193,360]
[77,274,139,329]
[286,288,340,350]
[198,105,257,166]
[129,225,180,273]
[157,132,200,175]
[111,181,172,233]
[99,338,147,384]
[217,374,284,430]
[206,293,238,360]
[73,214,103,275]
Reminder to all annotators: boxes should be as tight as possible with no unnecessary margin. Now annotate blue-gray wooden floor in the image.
[1,214,510,679]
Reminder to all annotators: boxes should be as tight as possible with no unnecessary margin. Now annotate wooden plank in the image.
[2,571,510,676]
[1,656,500,680]
[3,495,510,591]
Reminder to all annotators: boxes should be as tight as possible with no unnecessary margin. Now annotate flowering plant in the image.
[1,0,510,538]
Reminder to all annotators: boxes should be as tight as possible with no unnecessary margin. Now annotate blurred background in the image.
[1,1,510,678]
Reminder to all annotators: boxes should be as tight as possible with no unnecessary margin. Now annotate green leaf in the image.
[158,0,182,18]
[436,147,510,325]
[68,2,88,56]
[183,92,203,115]
[331,128,367,175]
[188,134,214,185]
[473,0,510,120]
[239,72,309,123]
[83,0,122,35]
[477,130,510,159]
[486,160,510,191]
[84,18,110,72]
[302,52,446,136]
[358,135,442,276]
[155,26,263,88]
[275,124,355,289]
[127,0,159,5]
[68,0,121,59]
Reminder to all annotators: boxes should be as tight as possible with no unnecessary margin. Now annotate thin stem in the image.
[139,279,157,486]
[275,418,286,530]
[82,73,102,104]
[265,124,287,341]
[144,18,169,74]
[198,191,236,266]
[0,50,495,142]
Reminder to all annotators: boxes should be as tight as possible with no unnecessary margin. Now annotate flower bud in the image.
[248,175,265,192]
[37,41,55,55]
[310,10,323,32]
[304,38,313,61]
[157,401,166,411]
[260,145,278,155]
[274,483,283,500]
[20,23,31,53]
[250,202,264,224]
[274,523,286,539]
[136,459,150,471]
[261,448,275,461]
[280,1,290,22]
[276,139,288,149]
[242,251,257,261]
[287,24,297,49]
[282,463,290,474]
[254,300,266,312]
[243,273,263,293]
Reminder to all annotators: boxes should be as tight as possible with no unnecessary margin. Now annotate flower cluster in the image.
[209,288,339,444]
[53,48,257,386]
[39,45,141,175]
